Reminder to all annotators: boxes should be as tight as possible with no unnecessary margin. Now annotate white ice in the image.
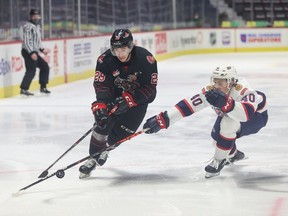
[0,52,288,216]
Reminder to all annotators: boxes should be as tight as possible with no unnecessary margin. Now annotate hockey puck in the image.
[56,169,65,178]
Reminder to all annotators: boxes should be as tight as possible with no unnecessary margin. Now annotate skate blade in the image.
[20,94,34,97]
[205,172,220,179]
[40,92,51,95]
[79,172,91,179]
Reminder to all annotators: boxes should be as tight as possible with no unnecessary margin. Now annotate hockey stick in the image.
[106,127,149,151]
[13,155,91,196]
[13,128,149,195]
[38,105,118,178]
[37,127,94,178]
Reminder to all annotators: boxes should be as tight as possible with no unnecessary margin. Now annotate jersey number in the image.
[151,73,158,85]
[94,71,105,82]
[242,94,255,103]
[190,94,203,106]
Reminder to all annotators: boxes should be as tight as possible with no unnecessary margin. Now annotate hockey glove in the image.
[91,102,109,130]
[205,90,235,113]
[113,92,137,115]
[143,111,170,134]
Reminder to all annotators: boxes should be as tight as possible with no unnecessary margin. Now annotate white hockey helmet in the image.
[211,65,238,87]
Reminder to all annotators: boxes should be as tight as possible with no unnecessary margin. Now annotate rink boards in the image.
[1,28,288,98]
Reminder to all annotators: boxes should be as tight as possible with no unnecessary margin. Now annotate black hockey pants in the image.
[89,104,148,155]
[20,49,49,90]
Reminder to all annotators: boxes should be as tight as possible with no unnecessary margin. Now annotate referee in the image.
[20,9,50,96]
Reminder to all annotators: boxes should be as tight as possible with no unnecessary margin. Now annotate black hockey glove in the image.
[91,101,109,130]
[143,111,170,134]
[205,90,235,113]
[113,92,138,115]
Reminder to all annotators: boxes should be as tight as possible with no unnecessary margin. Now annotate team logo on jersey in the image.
[97,54,105,64]
[235,84,243,91]
[146,55,155,64]
[114,72,140,92]
[112,69,120,77]
[129,74,137,82]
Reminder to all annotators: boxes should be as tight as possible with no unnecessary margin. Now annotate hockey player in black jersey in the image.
[79,29,158,178]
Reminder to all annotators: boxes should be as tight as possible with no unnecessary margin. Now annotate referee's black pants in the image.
[20,49,50,90]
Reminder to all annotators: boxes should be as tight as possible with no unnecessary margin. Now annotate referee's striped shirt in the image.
[21,21,44,54]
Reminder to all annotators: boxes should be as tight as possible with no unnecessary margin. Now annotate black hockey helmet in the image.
[110,29,133,54]
[29,9,40,16]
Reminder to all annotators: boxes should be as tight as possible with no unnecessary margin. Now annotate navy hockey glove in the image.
[113,92,137,115]
[143,111,170,134]
[91,102,109,130]
[205,90,235,113]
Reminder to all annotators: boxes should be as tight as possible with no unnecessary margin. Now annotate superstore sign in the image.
[241,33,281,43]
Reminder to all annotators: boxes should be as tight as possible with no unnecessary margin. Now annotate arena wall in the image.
[1,28,287,98]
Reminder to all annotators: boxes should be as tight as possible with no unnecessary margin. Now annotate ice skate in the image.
[79,158,97,179]
[205,158,226,178]
[79,151,109,179]
[40,88,51,94]
[94,151,109,166]
[224,149,245,165]
[20,89,34,96]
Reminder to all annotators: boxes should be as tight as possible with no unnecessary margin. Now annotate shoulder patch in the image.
[240,87,248,95]
[97,54,105,64]
[146,55,155,64]
[235,84,243,91]
[206,84,215,91]
[202,85,214,95]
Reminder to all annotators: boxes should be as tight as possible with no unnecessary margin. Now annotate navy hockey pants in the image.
[211,110,268,143]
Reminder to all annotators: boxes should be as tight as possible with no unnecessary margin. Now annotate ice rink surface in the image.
[0,52,287,216]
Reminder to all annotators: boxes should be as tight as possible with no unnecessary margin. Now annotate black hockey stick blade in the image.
[37,127,94,178]
[18,170,58,193]
[37,106,119,179]
[13,128,148,195]
[14,155,91,196]
[38,170,49,178]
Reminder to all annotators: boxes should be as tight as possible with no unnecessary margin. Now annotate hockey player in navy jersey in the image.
[143,65,268,178]
[79,29,158,179]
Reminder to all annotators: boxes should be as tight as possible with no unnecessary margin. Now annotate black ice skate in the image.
[205,158,226,178]
[20,89,34,96]
[79,151,109,179]
[224,150,245,165]
[40,88,51,94]
[79,158,97,179]
[95,151,109,166]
